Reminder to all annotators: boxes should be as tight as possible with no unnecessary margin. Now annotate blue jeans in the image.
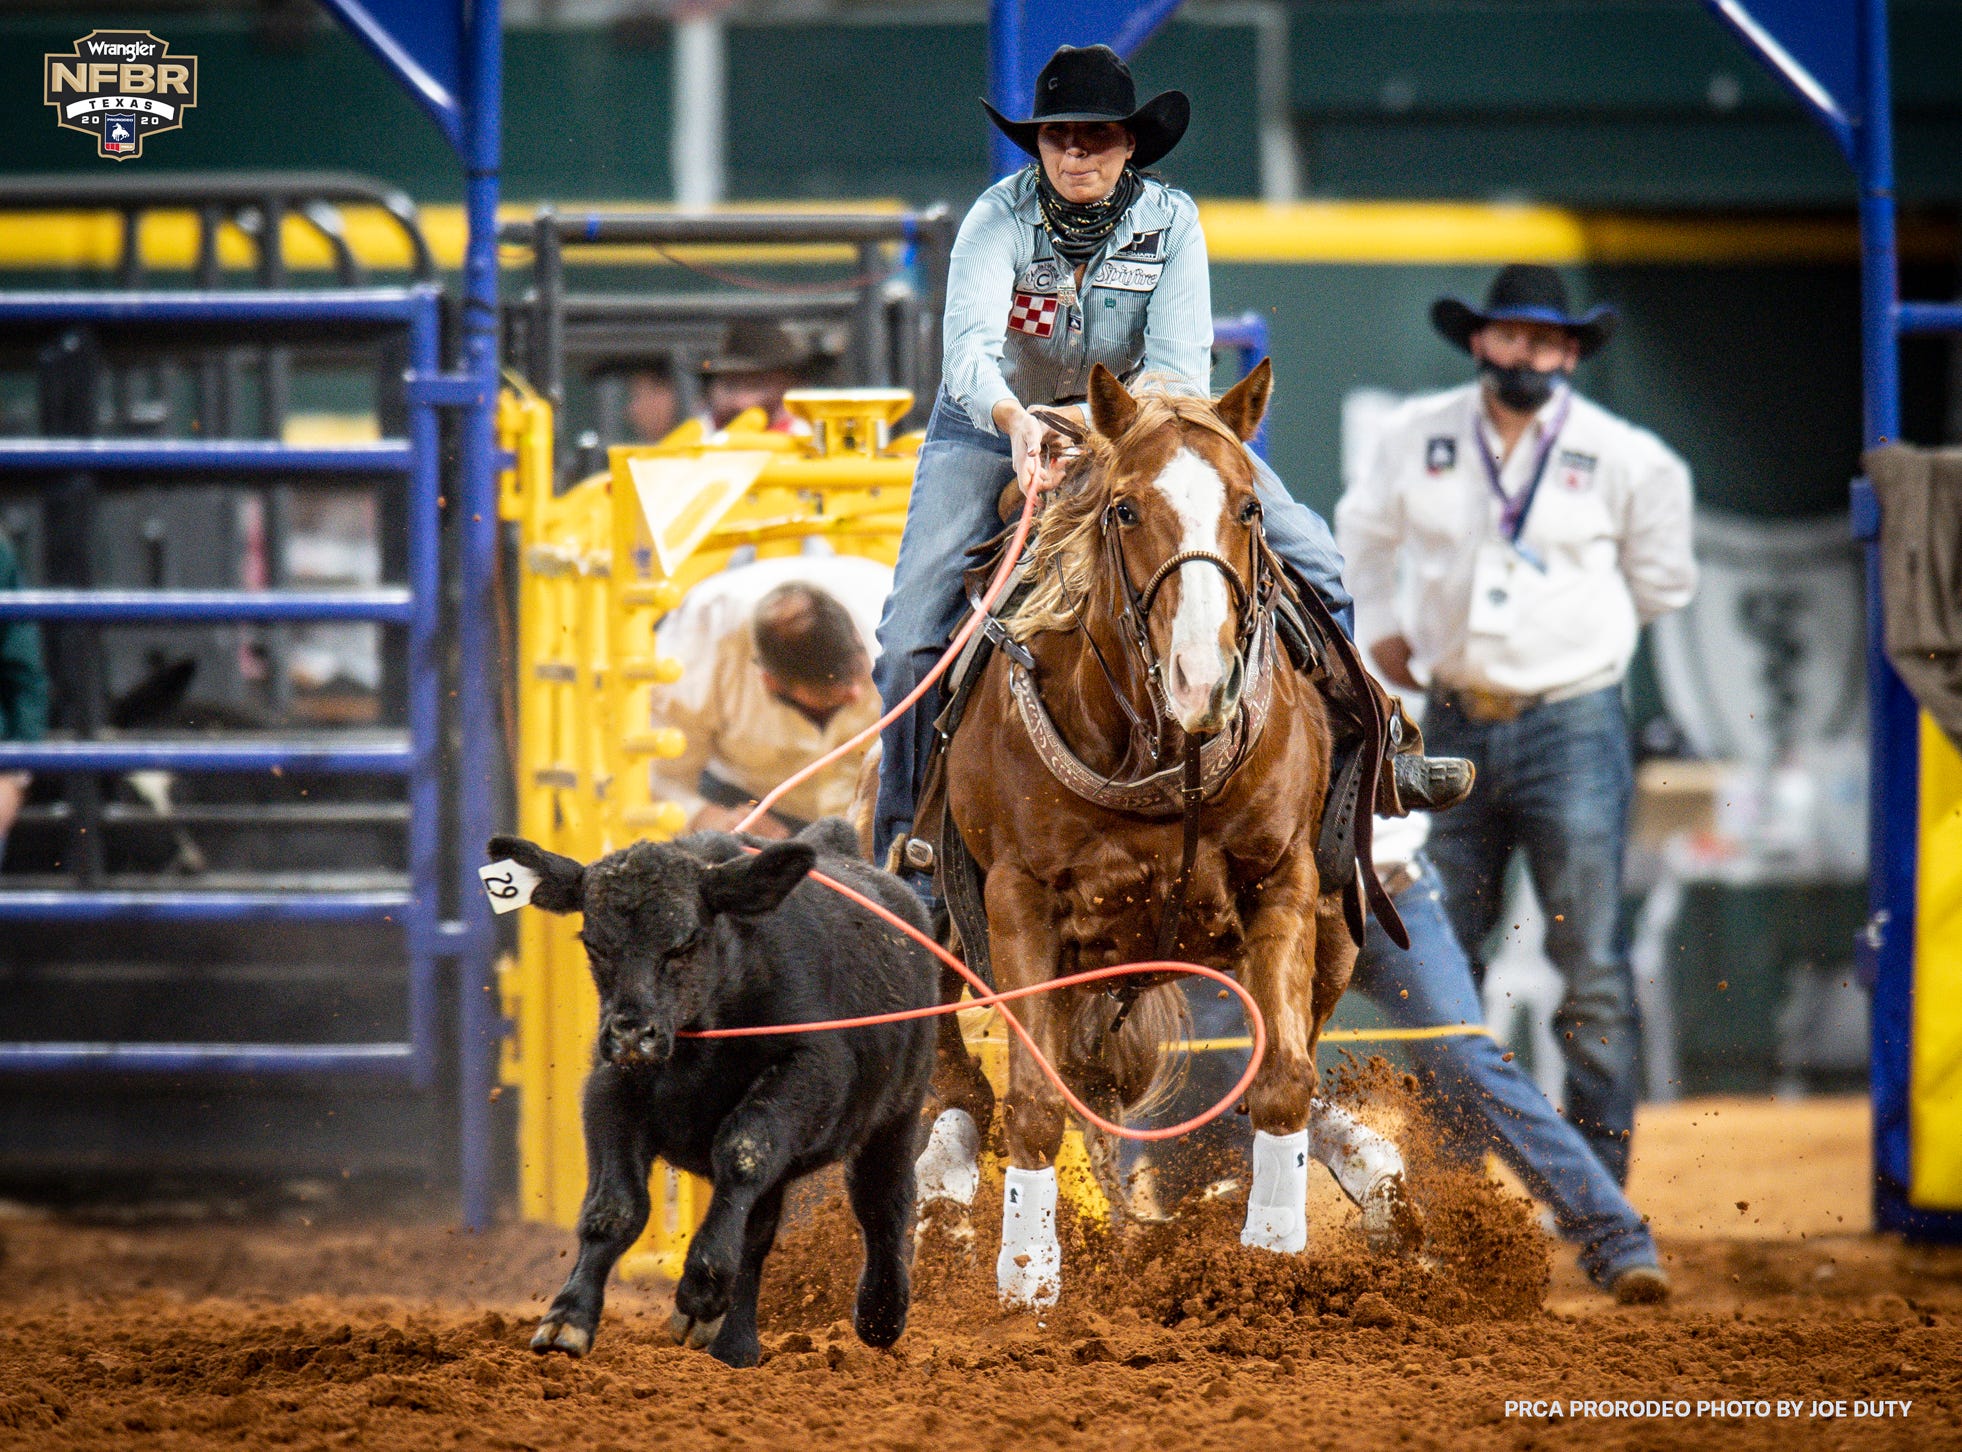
[1127,856,1658,1287]
[871,390,1350,864]
[1420,686,1639,1185]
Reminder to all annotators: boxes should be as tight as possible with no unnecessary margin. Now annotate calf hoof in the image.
[1360,1173,1424,1258]
[666,1308,727,1352]
[853,1266,909,1349]
[707,1323,763,1369]
[530,1318,592,1357]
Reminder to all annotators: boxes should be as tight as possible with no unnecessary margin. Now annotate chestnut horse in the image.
[922,362,1369,1307]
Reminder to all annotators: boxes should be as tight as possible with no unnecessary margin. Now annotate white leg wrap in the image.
[1306,1099,1405,1207]
[914,1108,980,1206]
[1241,1128,1309,1254]
[997,1165,1062,1308]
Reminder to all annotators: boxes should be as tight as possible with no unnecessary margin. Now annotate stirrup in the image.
[1393,754,1475,813]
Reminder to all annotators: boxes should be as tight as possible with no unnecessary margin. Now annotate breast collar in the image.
[1006,617,1275,819]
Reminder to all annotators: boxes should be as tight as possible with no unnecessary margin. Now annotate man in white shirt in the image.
[650,555,891,838]
[1335,265,1696,1184]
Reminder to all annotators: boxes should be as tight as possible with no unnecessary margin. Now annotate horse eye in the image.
[1239,498,1263,524]
[1113,500,1140,527]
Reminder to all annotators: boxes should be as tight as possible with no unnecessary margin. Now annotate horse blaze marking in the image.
[1152,447,1230,699]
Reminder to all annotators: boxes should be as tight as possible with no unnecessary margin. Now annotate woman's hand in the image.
[994,400,1063,495]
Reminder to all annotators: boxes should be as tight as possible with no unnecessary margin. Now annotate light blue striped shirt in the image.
[941,167,1214,434]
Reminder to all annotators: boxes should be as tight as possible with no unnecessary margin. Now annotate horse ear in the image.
[1087,364,1138,439]
[1215,358,1273,443]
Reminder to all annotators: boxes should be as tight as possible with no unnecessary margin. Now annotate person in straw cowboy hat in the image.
[1337,263,1698,1190]
[871,42,1473,878]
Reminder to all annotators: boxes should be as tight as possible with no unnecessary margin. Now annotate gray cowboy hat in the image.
[1431,264,1619,359]
[981,44,1190,170]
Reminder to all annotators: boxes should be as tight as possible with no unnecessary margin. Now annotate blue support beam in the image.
[441,0,508,1231]
[987,0,1189,179]
[1714,0,1959,1240]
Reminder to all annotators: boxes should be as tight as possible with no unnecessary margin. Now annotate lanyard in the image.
[1476,391,1570,546]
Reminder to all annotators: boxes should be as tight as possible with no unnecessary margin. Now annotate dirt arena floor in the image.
[3,1092,1958,1451]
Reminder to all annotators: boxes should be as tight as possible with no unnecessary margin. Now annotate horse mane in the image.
[1008,379,1246,643]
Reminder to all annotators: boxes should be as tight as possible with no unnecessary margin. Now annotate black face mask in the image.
[1480,360,1561,413]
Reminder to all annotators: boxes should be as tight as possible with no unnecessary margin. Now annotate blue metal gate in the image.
[0,287,443,1087]
[0,0,506,1225]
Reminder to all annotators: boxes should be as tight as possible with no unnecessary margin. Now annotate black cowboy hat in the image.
[981,44,1190,170]
[1431,264,1619,359]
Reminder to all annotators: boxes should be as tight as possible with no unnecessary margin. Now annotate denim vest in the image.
[941,169,1213,434]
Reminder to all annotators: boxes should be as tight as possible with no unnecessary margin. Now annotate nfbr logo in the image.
[44,30,199,162]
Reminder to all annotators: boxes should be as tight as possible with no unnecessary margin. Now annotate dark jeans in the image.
[1128,855,1657,1286]
[1421,686,1639,1184]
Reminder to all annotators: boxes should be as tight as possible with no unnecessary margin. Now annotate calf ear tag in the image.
[479,858,542,913]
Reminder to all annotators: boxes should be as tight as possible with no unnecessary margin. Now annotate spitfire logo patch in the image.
[1425,436,1457,474]
[1086,257,1162,293]
[1556,449,1598,491]
[44,30,198,161]
[1009,292,1059,339]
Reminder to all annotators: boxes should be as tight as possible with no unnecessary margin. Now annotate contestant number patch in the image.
[1009,292,1059,339]
[479,858,542,913]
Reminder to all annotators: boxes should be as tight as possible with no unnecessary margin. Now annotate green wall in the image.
[1216,262,1864,522]
[5,4,1961,208]
[0,4,1950,511]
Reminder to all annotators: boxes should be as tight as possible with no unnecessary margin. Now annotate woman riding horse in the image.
[871,43,1470,879]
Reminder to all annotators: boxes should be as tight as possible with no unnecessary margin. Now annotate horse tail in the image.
[1066,980,1193,1123]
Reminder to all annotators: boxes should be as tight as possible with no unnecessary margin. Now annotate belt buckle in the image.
[1463,688,1523,723]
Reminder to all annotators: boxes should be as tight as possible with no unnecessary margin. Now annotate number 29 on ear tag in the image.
[479,858,542,913]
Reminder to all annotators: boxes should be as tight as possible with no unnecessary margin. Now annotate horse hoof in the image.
[996,1249,1061,1310]
[530,1319,591,1356]
[1240,1198,1307,1255]
[667,1309,726,1351]
[1361,1173,1424,1257]
[914,1197,976,1254]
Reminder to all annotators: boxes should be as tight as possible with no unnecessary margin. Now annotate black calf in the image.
[488,818,937,1368]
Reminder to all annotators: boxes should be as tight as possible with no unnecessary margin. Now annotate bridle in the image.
[1096,495,1275,768]
[1086,484,1281,1029]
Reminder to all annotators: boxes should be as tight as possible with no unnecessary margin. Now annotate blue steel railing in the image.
[1214,311,1272,457]
[0,285,446,1091]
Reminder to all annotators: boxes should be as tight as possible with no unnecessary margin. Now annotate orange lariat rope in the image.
[710,463,1269,1143]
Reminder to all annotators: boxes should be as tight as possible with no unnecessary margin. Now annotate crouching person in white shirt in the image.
[1336,265,1696,1186]
[650,555,891,839]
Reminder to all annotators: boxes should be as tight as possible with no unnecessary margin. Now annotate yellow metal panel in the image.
[501,382,923,1265]
[1911,714,1962,1209]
